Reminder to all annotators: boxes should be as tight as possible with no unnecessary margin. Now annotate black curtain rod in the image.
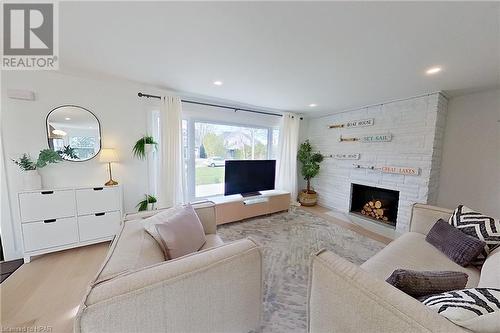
[137,92,302,120]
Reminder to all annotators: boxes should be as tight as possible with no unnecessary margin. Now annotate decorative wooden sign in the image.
[360,133,392,143]
[331,153,360,160]
[353,164,420,176]
[339,133,392,143]
[339,135,358,142]
[381,166,420,176]
[329,118,374,129]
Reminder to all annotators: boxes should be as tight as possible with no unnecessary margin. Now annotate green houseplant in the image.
[297,140,324,206]
[132,135,158,159]
[136,194,157,211]
[12,149,63,190]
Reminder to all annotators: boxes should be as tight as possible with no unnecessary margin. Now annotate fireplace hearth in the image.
[350,184,399,228]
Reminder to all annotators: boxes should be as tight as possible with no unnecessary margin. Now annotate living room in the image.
[1,2,499,333]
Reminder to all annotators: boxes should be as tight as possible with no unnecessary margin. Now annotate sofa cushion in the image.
[479,246,500,289]
[449,205,500,266]
[420,288,500,333]
[361,232,480,288]
[386,269,468,297]
[97,218,165,282]
[426,219,486,267]
[154,205,207,259]
[201,234,224,250]
[143,206,185,258]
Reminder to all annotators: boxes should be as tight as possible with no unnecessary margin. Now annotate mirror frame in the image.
[45,104,102,162]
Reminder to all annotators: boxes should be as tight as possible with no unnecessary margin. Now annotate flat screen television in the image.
[224,160,276,196]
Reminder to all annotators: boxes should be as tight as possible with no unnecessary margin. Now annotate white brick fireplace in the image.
[306,92,448,233]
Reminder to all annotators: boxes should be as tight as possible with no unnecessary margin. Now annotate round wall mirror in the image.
[46,105,101,161]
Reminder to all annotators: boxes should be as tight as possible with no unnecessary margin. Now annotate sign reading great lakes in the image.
[329,118,374,129]
[381,166,420,176]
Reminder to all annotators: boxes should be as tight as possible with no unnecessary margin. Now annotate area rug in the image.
[217,208,385,333]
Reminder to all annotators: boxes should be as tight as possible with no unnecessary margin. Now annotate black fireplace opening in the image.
[349,183,399,227]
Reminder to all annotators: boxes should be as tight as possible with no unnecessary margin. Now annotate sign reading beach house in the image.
[329,118,374,129]
[381,166,420,176]
[332,153,360,160]
[360,133,392,143]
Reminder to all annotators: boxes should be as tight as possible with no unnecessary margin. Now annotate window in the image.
[68,136,97,160]
[150,110,280,201]
[187,121,276,199]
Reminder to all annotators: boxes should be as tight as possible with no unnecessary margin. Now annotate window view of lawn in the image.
[196,166,224,185]
[191,121,277,198]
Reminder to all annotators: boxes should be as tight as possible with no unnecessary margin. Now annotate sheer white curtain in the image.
[157,95,186,208]
[275,112,300,203]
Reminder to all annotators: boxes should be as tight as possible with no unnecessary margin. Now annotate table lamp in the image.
[99,148,119,186]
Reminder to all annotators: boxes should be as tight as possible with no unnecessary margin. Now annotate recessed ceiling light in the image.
[65,117,71,120]
[426,66,442,75]
[213,80,223,86]
[309,103,317,107]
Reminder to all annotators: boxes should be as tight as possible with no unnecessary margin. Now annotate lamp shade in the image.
[99,148,119,163]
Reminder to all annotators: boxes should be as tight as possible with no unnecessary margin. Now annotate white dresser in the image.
[18,185,123,263]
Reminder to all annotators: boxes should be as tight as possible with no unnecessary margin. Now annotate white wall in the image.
[437,89,500,217]
[183,102,281,128]
[1,71,169,260]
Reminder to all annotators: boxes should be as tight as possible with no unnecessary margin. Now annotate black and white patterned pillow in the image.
[449,205,500,266]
[421,288,500,331]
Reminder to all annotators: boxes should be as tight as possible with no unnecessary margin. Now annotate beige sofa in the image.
[75,202,263,333]
[308,203,500,333]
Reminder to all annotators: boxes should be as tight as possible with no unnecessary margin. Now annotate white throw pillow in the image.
[421,288,500,333]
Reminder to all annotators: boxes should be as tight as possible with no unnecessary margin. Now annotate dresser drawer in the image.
[76,187,120,216]
[22,217,78,252]
[19,190,76,223]
[78,211,121,242]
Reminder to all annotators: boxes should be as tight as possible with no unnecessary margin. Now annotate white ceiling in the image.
[60,1,500,115]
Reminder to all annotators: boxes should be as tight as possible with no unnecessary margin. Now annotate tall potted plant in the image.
[12,149,62,190]
[297,140,324,206]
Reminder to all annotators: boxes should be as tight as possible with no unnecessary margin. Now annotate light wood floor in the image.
[0,205,390,333]
[0,242,110,333]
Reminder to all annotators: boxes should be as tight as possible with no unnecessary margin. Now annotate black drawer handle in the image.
[93,187,104,191]
[41,191,54,195]
[44,219,56,223]
[95,212,105,216]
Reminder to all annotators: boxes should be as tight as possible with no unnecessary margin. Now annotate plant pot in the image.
[144,143,155,155]
[298,189,318,206]
[23,170,42,190]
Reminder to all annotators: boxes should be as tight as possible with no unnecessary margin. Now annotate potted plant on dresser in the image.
[11,149,62,190]
[297,140,324,206]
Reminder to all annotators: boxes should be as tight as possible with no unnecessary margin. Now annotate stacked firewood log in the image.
[360,200,389,222]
